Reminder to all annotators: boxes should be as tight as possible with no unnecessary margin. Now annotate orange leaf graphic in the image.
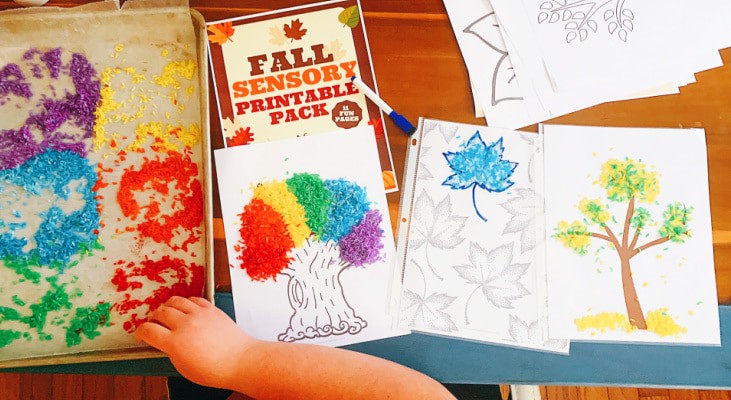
[382,170,396,190]
[283,19,307,41]
[368,118,385,141]
[226,126,254,147]
[208,22,235,45]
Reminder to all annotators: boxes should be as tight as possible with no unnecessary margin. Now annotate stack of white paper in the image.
[443,0,731,129]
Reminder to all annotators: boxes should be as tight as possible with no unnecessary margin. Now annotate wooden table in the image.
[196,0,731,303]
[2,0,730,388]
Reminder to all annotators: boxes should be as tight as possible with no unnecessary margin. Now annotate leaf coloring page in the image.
[215,128,402,346]
[397,118,569,353]
[443,0,544,129]
[442,0,672,130]
[536,0,637,44]
[490,0,723,95]
[542,125,719,345]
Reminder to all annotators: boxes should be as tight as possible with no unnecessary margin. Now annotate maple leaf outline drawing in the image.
[417,146,434,181]
[463,13,523,106]
[454,242,530,324]
[423,121,459,143]
[508,315,568,350]
[500,188,537,254]
[284,19,307,41]
[443,132,519,222]
[409,191,467,280]
[268,26,287,46]
[400,290,458,332]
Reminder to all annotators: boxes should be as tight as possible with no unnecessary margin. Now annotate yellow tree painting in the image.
[554,158,692,334]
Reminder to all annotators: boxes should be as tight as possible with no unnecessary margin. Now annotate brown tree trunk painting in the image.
[555,158,691,334]
[620,255,646,329]
[587,196,671,330]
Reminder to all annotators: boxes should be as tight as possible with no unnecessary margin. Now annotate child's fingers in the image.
[165,296,199,314]
[135,322,172,352]
[188,297,212,308]
[149,305,186,330]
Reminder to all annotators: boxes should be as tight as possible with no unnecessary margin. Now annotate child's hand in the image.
[136,296,456,400]
[135,296,254,390]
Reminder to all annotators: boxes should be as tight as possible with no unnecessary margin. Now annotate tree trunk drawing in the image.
[585,196,672,330]
[278,240,367,342]
[558,158,692,334]
[619,255,647,329]
[619,196,647,330]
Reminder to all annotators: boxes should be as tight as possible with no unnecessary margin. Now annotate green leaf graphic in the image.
[338,5,360,28]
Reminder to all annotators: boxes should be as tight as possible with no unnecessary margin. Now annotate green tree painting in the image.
[554,158,692,331]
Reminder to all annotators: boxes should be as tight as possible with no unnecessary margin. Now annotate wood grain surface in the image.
[0,373,729,400]
[193,0,731,303]
[1,0,727,299]
[0,0,730,398]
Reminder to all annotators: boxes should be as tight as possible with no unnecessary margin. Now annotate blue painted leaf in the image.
[442,132,517,192]
[441,132,518,221]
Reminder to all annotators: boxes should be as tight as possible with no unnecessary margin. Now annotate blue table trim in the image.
[4,292,730,388]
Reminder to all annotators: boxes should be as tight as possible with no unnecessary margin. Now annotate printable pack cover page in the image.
[207,0,397,191]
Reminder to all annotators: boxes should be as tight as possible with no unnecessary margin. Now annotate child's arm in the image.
[136,296,456,400]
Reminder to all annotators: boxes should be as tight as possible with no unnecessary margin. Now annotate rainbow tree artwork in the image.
[554,157,692,335]
[234,173,385,342]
